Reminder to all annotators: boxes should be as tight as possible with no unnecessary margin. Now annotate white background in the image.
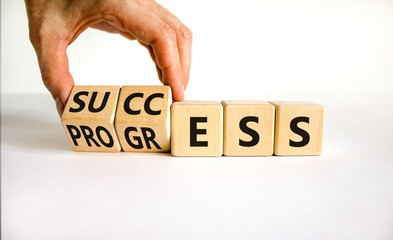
[2,0,393,239]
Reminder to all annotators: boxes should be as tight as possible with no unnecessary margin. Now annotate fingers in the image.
[149,3,193,89]
[176,24,192,89]
[110,3,185,100]
[139,42,163,82]
[151,23,184,101]
[33,40,74,116]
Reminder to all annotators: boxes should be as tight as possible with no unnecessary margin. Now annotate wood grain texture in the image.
[115,86,171,152]
[269,101,324,156]
[222,100,274,156]
[61,86,121,152]
[171,101,223,157]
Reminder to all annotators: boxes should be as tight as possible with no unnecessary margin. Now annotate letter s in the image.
[239,116,260,147]
[289,116,310,147]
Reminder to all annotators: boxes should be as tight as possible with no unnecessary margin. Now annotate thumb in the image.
[34,40,74,117]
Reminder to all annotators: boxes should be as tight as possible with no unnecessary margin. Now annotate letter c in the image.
[124,93,144,115]
[145,93,164,115]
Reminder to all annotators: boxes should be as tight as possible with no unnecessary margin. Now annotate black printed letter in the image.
[66,125,81,146]
[239,116,260,147]
[145,93,164,115]
[141,127,161,149]
[190,117,208,147]
[124,127,143,149]
[124,93,143,115]
[289,116,310,147]
[88,92,110,113]
[96,126,114,148]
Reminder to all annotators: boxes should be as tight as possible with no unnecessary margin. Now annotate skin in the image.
[24,0,193,116]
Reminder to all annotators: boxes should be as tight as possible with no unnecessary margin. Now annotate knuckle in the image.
[160,23,177,43]
[29,31,40,47]
[41,71,58,97]
[28,24,44,47]
[41,70,72,96]
[179,24,193,42]
[41,70,57,86]
[28,24,51,49]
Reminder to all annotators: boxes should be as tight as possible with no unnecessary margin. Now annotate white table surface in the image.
[2,93,393,240]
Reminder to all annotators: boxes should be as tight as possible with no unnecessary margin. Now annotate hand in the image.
[24,0,192,116]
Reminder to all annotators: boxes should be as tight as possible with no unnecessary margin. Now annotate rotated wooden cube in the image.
[269,101,324,155]
[222,100,275,156]
[171,101,223,157]
[115,86,171,152]
[62,86,122,152]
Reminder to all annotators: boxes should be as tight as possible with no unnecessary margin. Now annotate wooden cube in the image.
[222,100,275,156]
[171,101,223,156]
[61,86,121,152]
[115,86,171,152]
[269,101,324,155]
